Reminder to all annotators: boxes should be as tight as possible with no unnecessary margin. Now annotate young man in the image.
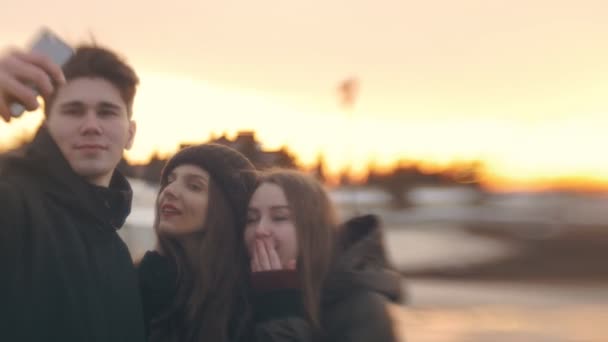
[0,46,145,341]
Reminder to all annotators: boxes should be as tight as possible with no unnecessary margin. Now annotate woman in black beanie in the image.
[137,143,257,342]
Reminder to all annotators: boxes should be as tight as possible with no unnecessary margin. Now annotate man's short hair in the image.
[45,45,139,117]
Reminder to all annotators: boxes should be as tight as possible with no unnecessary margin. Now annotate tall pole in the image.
[338,77,360,215]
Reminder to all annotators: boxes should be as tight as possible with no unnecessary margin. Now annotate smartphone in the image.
[10,28,74,117]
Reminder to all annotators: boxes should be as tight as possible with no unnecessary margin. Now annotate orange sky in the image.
[1,0,608,190]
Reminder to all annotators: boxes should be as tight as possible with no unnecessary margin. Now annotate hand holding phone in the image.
[0,28,73,122]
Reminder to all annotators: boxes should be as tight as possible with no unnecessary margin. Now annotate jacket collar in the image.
[22,126,133,230]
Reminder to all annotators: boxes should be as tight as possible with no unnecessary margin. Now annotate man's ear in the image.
[125,119,136,150]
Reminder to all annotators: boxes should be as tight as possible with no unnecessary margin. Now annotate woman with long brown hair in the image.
[246,169,404,341]
[137,144,257,342]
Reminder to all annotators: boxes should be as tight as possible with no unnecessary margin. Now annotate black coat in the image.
[254,214,404,342]
[137,250,178,337]
[137,251,252,342]
[321,214,404,342]
[0,127,145,342]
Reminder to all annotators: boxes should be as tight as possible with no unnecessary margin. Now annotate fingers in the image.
[0,71,39,110]
[251,237,284,272]
[0,50,66,121]
[256,239,272,270]
[264,238,282,270]
[4,53,54,97]
[0,72,39,122]
[15,51,65,87]
[251,250,261,272]
[0,98,10,122]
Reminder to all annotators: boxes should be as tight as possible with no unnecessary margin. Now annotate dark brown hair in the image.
[45,45,139,116]
[150,178,251,342]
[258,169,338,330]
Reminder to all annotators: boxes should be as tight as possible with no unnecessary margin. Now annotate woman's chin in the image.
[157,222,179,235]
[158,223,202,237]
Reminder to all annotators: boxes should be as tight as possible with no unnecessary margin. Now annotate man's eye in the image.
[99,109,118,117]
[63,108,82,115]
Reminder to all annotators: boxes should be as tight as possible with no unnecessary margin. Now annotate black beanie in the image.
[160,144,257,227]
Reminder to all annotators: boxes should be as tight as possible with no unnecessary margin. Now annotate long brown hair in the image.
[259,169,338,330]
[150,179,251,342]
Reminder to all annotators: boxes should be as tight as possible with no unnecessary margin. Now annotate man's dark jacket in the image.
[0,127,145,342]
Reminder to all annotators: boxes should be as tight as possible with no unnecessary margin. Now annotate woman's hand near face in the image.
[251,236,296,272]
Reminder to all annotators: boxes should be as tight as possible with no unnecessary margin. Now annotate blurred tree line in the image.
[117,131,298,185]
[2,129,482,209]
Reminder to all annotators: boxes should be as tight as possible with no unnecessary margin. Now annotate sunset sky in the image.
[1,0,608,190]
